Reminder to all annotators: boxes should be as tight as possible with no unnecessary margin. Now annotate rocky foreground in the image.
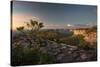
[39,40,97,63]
[13,36,97,63]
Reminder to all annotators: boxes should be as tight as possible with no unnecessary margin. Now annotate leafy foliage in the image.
[58,35,84,45]
[12,44,56,66]
[16,26,24,31]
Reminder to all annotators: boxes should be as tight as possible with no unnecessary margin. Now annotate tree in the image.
[13,19,56,65]
[16,19,44,48]
[26,20,44,31]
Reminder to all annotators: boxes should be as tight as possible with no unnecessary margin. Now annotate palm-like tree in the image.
[16,19,44,48]
[26,19,44,31]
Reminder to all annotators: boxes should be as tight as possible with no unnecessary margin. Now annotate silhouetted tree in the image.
[16,19,44,48]
[16,26,24,31]
[26,19,44,31]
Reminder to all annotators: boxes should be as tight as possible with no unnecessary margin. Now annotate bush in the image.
[37,31,59,40]
[58,35,84,45]
[78,41,96,50]
[39,52,56,64]
[11,44,24,66]
[12,43,56,66]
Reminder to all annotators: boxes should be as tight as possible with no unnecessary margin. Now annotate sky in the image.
[12,1,97,30]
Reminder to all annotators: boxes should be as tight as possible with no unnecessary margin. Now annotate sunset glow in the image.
[12,1,97,30]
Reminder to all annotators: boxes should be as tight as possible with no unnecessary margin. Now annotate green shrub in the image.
[59,35,84,45]
[39,52,56,64]
[12,43,56,66]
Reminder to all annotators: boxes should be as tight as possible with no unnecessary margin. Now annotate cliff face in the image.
[84,32,97,43]
[72,28,97,44]
[73,29,86,35]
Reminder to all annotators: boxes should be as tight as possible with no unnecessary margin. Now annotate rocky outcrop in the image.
[13,37,97,63]
[39,40,97,63]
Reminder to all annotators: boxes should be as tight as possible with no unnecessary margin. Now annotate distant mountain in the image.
[66,24,95,29]
[73,24,92,28]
